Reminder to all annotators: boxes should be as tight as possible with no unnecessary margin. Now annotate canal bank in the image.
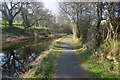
[1,36,64,79]
[19,37,63,78]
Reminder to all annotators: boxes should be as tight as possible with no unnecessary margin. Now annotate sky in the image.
[43,2,59,15]
[42,0,60,15]
[41,0,60,15]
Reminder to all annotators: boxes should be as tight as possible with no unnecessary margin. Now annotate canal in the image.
[0,38,53,78]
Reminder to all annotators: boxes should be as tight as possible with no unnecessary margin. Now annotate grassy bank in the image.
[76,47,120,78]
[2,23,66,44]
[2,27,27,36]
[2,27,29,44]
[20,38,63,79]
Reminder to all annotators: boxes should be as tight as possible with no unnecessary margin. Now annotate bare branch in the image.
[13,2,25,18]
[59,3,72,17]
[30,18,49,27]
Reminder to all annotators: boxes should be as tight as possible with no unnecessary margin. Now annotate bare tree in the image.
[0,1,25,27]
[95,2,104,49]
[20,2,51,29]
[59,2,81,39]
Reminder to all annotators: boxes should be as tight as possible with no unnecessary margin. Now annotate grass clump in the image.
[34,50,59,78]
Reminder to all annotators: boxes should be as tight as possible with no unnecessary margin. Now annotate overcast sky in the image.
[41,0,60,15]
[43,2,59,15]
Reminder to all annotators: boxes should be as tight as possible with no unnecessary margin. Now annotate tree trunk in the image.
[96,19,101,48]
[4,21,7,27]
[95,2,103,49]
[72,20,79,41]
[9,20,13,28]
[76,22,80,38]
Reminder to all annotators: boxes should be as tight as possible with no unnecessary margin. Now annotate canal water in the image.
[0,38,53,78]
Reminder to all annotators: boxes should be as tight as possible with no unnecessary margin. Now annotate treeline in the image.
[59,2,120,73]
[0,1,67,40]
[0,1,58,29]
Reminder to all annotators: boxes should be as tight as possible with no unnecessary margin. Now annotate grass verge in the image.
[34,50,59,78]
[20,38,63,79]
[76,47,120,78]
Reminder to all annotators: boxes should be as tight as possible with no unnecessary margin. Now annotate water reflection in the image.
[1,38,52,78]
